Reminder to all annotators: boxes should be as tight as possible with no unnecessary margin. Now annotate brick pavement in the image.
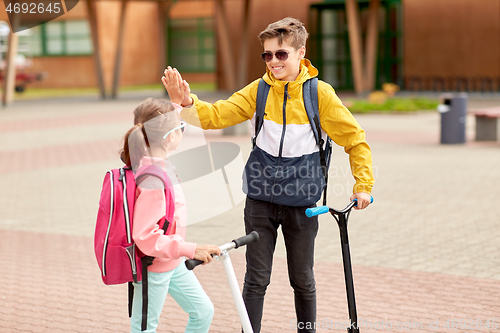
[1,229,498,333]
[1,92,499,332]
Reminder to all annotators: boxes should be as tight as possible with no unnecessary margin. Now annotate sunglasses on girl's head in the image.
[163,121,186,139]
[261,50,293,63]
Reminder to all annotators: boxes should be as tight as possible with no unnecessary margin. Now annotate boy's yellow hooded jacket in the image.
[181,59,373,205]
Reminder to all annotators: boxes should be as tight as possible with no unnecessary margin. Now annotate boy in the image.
[162,17,373,333]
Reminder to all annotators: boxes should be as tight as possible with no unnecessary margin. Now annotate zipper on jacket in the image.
[270,83,289,203]
[102,170,115,277]
[120,168,132,244]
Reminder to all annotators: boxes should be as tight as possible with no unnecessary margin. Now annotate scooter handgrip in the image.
[185,259,204,270]
[305,205,329,217]
[353,196,374,206]
[233,231,260,249]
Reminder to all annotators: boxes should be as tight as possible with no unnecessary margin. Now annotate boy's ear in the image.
[299,46,306,59]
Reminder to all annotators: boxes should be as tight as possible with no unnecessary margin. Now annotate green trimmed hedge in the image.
[348,97,439,113]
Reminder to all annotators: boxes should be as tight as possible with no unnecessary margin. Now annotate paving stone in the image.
[1,94,499,332]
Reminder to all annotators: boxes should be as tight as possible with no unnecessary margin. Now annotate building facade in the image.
[1,0,499,92]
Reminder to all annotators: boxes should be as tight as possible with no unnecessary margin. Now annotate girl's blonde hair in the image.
[121,98,178,169]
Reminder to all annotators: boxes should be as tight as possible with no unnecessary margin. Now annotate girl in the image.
[121,98,221,333]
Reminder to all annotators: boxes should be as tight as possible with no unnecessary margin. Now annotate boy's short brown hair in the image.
[258,17,309,49]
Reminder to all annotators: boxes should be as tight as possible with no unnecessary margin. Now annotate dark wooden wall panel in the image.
[404,0,500,79]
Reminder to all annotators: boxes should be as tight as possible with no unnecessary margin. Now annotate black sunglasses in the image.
[261,49,297,63]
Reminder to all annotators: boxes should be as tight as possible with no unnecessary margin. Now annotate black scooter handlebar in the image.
[233,231,260,248]
[185,231,260,270]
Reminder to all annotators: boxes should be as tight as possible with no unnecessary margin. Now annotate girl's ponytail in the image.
[121,123,148,170]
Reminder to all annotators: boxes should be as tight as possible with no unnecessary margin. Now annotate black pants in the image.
[242,196,318,333]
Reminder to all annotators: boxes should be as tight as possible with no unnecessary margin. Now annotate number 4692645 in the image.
[6,2,61,14]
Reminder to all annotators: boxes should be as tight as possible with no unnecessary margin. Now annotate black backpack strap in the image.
[128,282,134,318]
[127,255,155,331]
[140,256,155,331]
[303,78,329,206]
[253,79,271,148]
[162,218,170,233]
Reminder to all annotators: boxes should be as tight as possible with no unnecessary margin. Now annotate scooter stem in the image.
[337,213,360,333]
[219,252,254,333]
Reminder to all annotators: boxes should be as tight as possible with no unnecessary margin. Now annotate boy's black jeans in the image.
[242,196,319,333]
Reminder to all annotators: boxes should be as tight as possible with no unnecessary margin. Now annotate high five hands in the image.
[162,67,193,107]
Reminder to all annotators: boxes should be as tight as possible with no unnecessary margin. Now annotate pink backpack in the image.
[94,165,174,331]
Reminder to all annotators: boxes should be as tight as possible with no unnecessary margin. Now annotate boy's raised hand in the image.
[161,66,183,105]
[162,67,193,106]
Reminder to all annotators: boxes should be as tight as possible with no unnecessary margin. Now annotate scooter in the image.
[185,231,260,333]
[305,196,373,333]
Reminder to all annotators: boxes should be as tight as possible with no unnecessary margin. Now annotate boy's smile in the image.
[262,38,305,82]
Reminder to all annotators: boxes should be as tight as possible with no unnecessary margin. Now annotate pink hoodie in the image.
[132,158,197,273]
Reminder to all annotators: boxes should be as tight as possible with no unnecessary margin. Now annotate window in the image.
[168,18,215,72]
[23,20,93,56]
[309,0,403,90]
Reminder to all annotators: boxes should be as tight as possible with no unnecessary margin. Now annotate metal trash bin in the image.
[437,93,468,144]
